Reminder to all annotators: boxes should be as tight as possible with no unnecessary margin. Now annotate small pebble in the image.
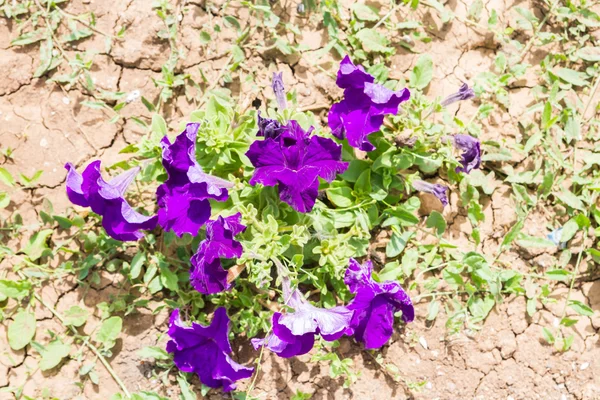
[580,362,590,370]
[62,97,70,105]
[419,336,428,349]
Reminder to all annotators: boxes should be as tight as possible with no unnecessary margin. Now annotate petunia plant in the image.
[62,56,488,395]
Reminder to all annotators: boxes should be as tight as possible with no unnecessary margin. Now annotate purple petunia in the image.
[65,161,157,241]
[328,55,410,152]
[157,123,233,237]
[441,83,475,107]
[246,120,348,213]
[412,179,449,207]
[453,134,481,174]
[252,281,353,358]
[166,308,254,392]
[271,72,287,110]
[257,112,285,139]
[190,213,246,295]
[345,258,414,349]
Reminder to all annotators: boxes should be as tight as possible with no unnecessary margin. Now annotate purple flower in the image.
[271,72,287,110]
[252,285,353,358]
[257,112,284,139]
[453,134,481,174]
[190,213,246,294]
[412,179,449,207]
[441,83,475,107]
[345,259,414,349]
[246,120,348,213]
[65,161,157,241]
[157,123,233,237]
[328,55,410,151]
[166,308,254,392]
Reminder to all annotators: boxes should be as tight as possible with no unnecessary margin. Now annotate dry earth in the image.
[1,0,600,399]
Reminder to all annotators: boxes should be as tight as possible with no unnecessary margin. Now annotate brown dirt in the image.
[1,0,600,399]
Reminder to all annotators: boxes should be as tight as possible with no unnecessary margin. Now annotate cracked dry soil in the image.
[1,0,600,399]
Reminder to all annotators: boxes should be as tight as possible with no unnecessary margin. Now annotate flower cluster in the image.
[328,55,410,151]
[190,213,246,295]
[65,161,158,241]
[166,308,254,392]
[253,258,414,356]
[246,119,348,213]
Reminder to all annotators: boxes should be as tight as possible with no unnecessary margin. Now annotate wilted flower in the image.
[257,112,284,139]
[345,259,414,349]
[246,120,348,213]
[65,161,157,241]
[453,134,481,174]
[166,308,254,392]
[547,227,567,249]
[328,55,410,151]
[271,72,287,110]
[441,83,475,107]
[190,213,246,294]
[412,179,449,207]
[157,123,232,237]
[252,280,353,358]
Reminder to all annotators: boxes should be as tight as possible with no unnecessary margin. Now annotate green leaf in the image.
[541,102,557,130]
[178,376,196,400]
[468,294,495,323]
[468,0,483,21]
[0,167,16,187]
[576,47,600,62]
[95,316,122,348]
[410,55,433,90]
[426,300,440,321]
[501,220,524,250]
[130,252,146,280]
[39,339,71,371]
[351,3,379,21]
[327,187,354,208]
[8,311,36,350]
[199,31,211,44]
[160,266,178,291]
[0,192,9,208]
[554,190,584,211]
[11,30,46,46]
[0,279,32,299]
[386,231,413,258]
[354,170,371,193]
[542,327,555,344]
[81,100,108,110]
[544,269,571,281]
[64,306,89,327]
[554,68,589,86]
[138,346,170,360]
[151,114,168,137]
[426,211,446,236]
[22,229,53,261]
[355,28,393,53]
[568,300,594,316]
[515,234,556,248]
[564,117,581,142]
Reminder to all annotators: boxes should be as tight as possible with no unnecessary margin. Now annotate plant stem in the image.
[518,1,558,63]
[20,272,131,398]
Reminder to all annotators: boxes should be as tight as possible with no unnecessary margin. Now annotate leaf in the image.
[0,167,16,187]
[151,114,168,137]
[351,3,379,21]
[410,55,433,90]
[81,100,108,110]
[426,300,440,321]
[95,316,122,348]
[468,0,483,21]
[576,47,600,62]
[0,192,9,208]
[386,231,413,258]
[541,102,557,130]
[542,327,555,344]
[564,117,581,142]
[39,340,71,371]
[130,252,146,280]
[568,300,594,316]
[544,269,571,281]
[138,346,170,360]
[8,311,36,350]
[326,187,354,208]
[468,294,495,323]
[10,30,46,46]
[554,190,584,211]
[64,306,89,327]
[554,68,589,86]
[160,266,178,291]
[22,229,53,261]
[199,31,211,44]
[516,235,556,248]
[355,28,393,54]
[177,376,196,400]
[0,279,32,299]
[501,220,524,249]
[426,211,446,236]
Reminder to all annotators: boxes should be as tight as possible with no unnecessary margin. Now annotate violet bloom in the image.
[157,123,233,237]
[412,179,449,207]
[252,282,353,358]
[65,161,157,241]
[246,120,348,213]
[166,308,254,392]
[328,55,410,151]
[441,83,475,107]
[453,134,481,174]
[345,258,414,349]
[257,112,284,139]
[271,71,287,110]
[190,213,246,295]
